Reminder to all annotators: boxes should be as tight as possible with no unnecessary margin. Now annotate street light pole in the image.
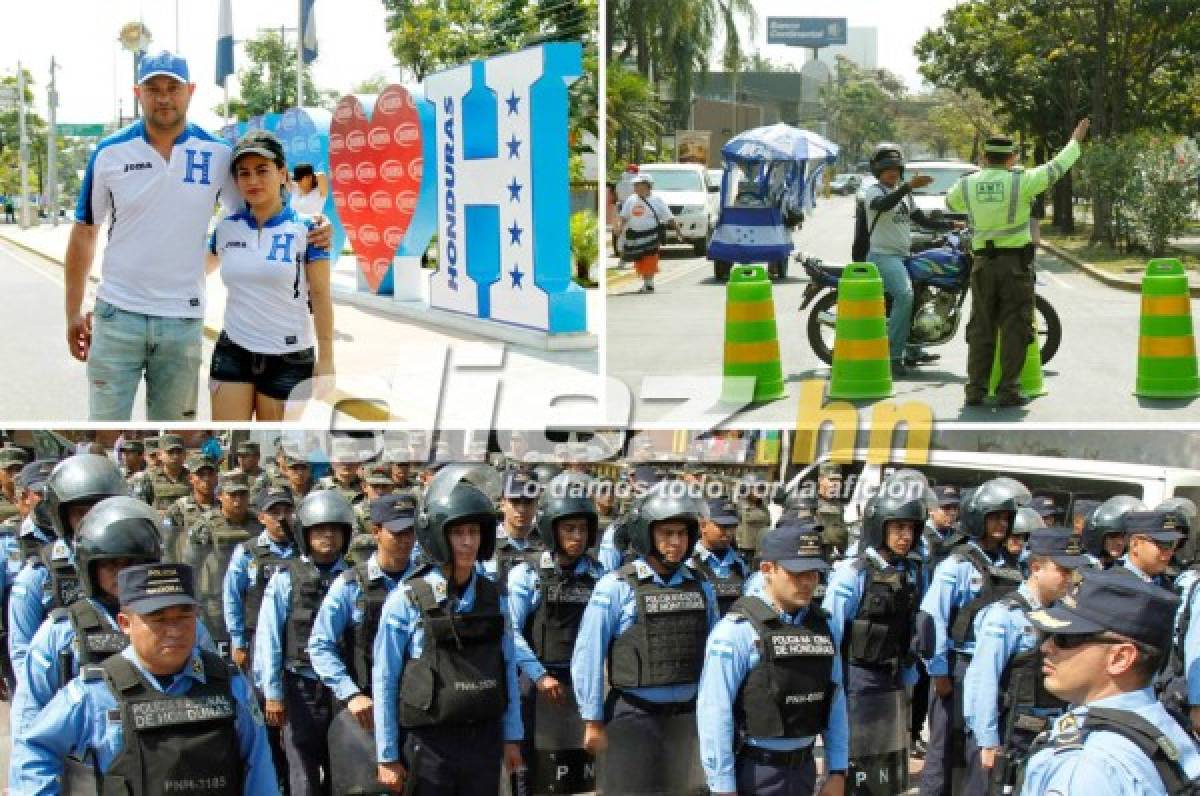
[47,56,59,227]
[17,63,31,229]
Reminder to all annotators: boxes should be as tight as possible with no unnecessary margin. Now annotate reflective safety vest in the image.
[945,140,1081,252]
[731,595,836,739]
[609,562,710,689]
[399,570,508,728]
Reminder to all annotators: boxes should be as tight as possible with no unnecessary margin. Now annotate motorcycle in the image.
[799,231,1062,366]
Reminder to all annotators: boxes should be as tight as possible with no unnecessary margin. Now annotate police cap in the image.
[1122,510,1185,542]
[1026,527,1088,569]
[118,563,199,615]
[1028,568,1180,649]
[759,522,829,573]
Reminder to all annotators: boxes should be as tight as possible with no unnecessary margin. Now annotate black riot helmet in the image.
[961,478,1026,539]
[870,142,905,178]
[1156,497,1197,566]
[74,496,164,598]
[1082,495,1146,558]
[1011,507,1046,537]
[861,488,928,552]
[415,464,501,566]
[294,490,356,558]
[535,475,599,554]
[624,480,704,569]
[44,454,129,544]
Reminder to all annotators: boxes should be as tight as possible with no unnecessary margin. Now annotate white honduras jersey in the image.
[75,120,237,318]
[210,203,329,355]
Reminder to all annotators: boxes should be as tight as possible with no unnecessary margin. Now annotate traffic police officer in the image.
[146,434,191,513]
[945,119,1089,406]
[164,453,219,563]
[1114,510,1183,588]
[372,465,524,794]
[571,480,719,794]
[255,489,353,796]
[222,487,298,671]
[698,523,849,796]
[507,481,606,794]
[1017,570,1200,794]
[185,469,260,656]
[917,477,1026,796]
[12,496,216,737]
[961,527,1087,795]
[308,492,417,794]
[1082,495,1145,570]
[8,454,126,689]
[690,497,752,615]
[9,562,279,795]
[823,487,926,792]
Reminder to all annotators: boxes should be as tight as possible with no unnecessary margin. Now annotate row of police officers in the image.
[0,444,1198,795]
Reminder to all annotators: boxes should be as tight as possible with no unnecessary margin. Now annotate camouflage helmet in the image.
[44,454,129,543]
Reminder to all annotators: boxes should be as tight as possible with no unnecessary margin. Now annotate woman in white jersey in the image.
[207,130,333,420]
[290,162,328,217]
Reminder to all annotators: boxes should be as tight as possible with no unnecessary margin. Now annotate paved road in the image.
[0,239,214,421]
[608,195,1200,423]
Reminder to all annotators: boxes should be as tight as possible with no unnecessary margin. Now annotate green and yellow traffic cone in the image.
[722,265,786,403]
[1135,258,1199,398]
[988,322,1046,399]
[827,262,893,400]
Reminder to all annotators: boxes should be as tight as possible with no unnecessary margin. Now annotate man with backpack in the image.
[856,143,962,377]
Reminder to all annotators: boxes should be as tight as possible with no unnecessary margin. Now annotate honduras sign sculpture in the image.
[226,42,587,338]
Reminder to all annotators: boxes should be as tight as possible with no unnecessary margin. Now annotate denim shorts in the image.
[209,331,314,402]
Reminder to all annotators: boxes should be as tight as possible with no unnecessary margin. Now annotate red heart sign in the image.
[329,86,424,293]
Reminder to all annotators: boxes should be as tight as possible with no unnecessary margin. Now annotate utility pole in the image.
[47,56,59,227]
[17,63,31,229]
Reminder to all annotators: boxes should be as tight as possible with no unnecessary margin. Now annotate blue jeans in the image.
[870,251,915,362]
[87,299,203,421]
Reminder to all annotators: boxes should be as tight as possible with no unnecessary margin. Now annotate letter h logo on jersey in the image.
[423,43,587,334]
[267,233,296,264]
[183,149,213,186]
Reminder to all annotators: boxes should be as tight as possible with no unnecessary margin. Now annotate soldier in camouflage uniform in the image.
[142,436,161,474]
[118,439,147,479]
[318,439,367,506]
[163,453,217,563]
[345,463,394,565]
[0,446,32,523]
[140,434,190,514]
[184,469,261,656]
[734,483,772,562]
[384,449,415,489]
[816,462,850,557]
[235,441,270,504]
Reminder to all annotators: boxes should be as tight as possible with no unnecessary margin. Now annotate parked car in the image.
[829,173,862,195]
[615,163,717,256]
[904,160,979,249]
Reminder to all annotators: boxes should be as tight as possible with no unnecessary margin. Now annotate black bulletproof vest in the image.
[609,562,710,689]
[732,595,836,739]
[688,551,748,615]
[283,560,338,669]
[39,541,81,610]
[494,534,543,592]
[244,541,291,636]
[98,650,241,796]
[399,571,508,728]
[923,527,962,572]
[846,553,919,667]
[57,600,128,685]
[997,593,1067,726]
[1170,569,1199,679]
[948,544,1022,647]
[16,529,42,562]
[342,562,394,694]
[522,554,597,666]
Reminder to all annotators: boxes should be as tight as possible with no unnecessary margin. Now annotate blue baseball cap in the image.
[932,485,960,506]
[137,51,190,84]
[1122,510,1185,542]
[706,498,740,526]
[759,522,829,573]
[1026,527,1089,568]
[118,563,199,615]
[1028,568,1180,648]
[1032,495,1062,517]
[370,493,417,532]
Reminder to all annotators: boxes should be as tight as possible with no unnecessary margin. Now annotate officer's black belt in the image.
[615,690,696,716]
[973,246,1026,256]
[738,743,814,768]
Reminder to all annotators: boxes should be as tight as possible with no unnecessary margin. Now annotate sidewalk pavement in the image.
[1039,237,1200,297]
[0,221,599,422]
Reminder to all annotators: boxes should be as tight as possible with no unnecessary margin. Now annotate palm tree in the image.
[606,63,662,168]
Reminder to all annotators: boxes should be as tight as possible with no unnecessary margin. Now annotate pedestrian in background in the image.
[615,173,682,293]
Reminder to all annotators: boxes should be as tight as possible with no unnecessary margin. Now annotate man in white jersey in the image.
[64,51,329,421]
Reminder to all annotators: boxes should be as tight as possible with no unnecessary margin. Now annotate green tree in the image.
[822,57,907,165]
[382,0,504,81]
[606,63,662,171]
[236,30,321,115]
